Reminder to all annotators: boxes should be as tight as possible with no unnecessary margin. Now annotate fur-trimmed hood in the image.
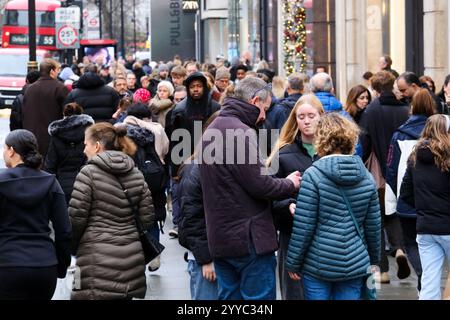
[126,125,154,147]
[48,114,95,142]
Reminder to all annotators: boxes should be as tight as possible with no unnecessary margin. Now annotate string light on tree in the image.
[283,0,307,76]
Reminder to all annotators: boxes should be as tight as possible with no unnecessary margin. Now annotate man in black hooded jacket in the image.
[65,64,120,122]
[165,72,221,237]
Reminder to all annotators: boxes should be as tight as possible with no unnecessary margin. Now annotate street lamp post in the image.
[109,0,113,38]
[120,0,125,58]
[28,0,38,72]
[133,0,136,53]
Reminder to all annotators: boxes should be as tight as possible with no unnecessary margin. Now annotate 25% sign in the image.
[56,25,80,49]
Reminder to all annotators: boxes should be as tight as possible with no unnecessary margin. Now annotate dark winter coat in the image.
[360,91,410,178]
[69,151,154,300]
[0,165,71,279]
[400,146,450,235]
[199,97,297,259]
[126,125,168,223]
[44,114,95,203]
[65,72,120,122]
[9,85,28,131]
[385,115,427,218]
[178,163,212,265]
[266,93,302,130]
[168,73,221,177]
[272,138,319,234]
[285,155,381,281]
[22,76,69,157]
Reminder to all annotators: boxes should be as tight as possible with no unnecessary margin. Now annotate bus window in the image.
[38,11,55,28]
[3,10,55,27]
[4,10,20,26]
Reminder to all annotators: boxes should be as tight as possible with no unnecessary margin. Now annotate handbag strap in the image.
[116,177,145,233]
[336,186,366,249]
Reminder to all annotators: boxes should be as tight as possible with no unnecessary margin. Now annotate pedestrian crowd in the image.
[1,52,449,301]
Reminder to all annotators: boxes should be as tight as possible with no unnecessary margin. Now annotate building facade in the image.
[196,0,449,100]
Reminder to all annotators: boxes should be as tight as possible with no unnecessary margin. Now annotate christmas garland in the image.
[283,0,307,76]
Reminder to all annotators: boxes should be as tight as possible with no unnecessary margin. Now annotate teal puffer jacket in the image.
[285,155,381,282]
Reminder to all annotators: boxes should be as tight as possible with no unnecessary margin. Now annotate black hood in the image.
[75,72,105,90]
[48,114,94,143]
[126,125,154,147]
[183,72,208,89]
[221,97,260,129]
[183,72,211,108]
[0,167,57,208]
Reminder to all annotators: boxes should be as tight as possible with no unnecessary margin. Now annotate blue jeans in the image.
[303,274,364,300]
[417,234,450,300]
[214,249,277,300]
[188,260,218,300]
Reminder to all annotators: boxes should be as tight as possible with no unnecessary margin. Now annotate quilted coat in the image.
[69,151,154,300]
[285,155,381,282]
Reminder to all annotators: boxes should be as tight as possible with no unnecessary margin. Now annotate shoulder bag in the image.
[117,178,165,264]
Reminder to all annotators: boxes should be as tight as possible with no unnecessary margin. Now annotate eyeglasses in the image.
[252,83,273,99]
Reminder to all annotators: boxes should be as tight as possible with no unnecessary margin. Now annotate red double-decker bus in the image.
[1,0,61,50]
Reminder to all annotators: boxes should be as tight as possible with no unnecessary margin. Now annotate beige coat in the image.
[149,96,175,128]
[69,151,154,300]
[122,116,169,164]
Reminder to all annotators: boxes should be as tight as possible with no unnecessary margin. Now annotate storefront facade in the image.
[197,0,449,100]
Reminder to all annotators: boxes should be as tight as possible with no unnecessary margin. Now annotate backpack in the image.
[133,131,167,194]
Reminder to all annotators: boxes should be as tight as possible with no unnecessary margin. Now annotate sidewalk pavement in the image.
[53,215,448,300]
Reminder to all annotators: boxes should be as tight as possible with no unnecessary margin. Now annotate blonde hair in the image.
[271,76,286,99]
[266,94,324,166]
[314,113,360,157]
[410,114,450,172]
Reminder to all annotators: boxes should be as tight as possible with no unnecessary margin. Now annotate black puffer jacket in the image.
[272,138,318,233]
[65,72,120,122]
[126,125,168,223]
[45,115,94,203]
[400,145,450,235]
[178,163,212,265]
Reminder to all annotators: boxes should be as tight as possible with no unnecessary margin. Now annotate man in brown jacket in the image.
[22,59,69,157]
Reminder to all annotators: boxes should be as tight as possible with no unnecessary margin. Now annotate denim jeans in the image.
[303,274,364,300]
[187,260,219,300]
[214,248,277,300]
[417,234,450,300]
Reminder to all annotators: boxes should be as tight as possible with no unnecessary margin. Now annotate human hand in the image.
[202,263,216,282]
[286,171,302,190]
[288,272,302,282]
[289,203,296,217]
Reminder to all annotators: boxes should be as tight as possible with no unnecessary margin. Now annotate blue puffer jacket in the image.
[285,155,381,282]
[315,92,363,158]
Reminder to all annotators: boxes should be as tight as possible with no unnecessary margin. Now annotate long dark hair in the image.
[5,130,43,169]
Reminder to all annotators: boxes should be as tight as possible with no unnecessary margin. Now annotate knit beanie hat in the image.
[215,67,231,80]
[159,64,169,72]
[157,81,175,96]
[133,88,152,104]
